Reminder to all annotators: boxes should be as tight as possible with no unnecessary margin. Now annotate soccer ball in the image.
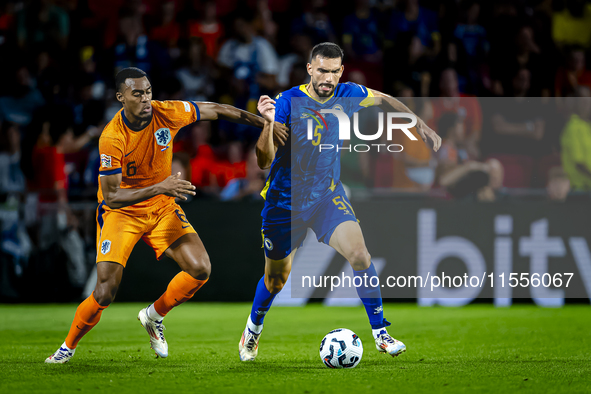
[319,328,363,369]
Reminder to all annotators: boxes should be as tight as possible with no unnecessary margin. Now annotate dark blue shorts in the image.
[261,183,357,260]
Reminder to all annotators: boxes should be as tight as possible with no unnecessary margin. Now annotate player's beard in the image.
[312,79,335,98]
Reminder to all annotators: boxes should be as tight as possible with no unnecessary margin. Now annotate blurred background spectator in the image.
[0,64,45,126]
[277,33,312,90]
[188,0,224,59]
[555,46,591,96]
[452,0,489,95]
[430,68,482,159]
[175,37,215,102]
[561,86,591,191]
[16,0,70,52]
[342,0,381,64]
[552,0,591,50]
[434,112,504,201]
[220,147,266,201]
[291,0,336,45]
[0,122,25,197]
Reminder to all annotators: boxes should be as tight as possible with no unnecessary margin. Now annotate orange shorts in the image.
[96,202,196,267]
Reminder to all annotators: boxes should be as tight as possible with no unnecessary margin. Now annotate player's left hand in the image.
[417,122,441,152]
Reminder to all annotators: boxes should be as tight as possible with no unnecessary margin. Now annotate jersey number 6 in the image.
[127,161,137,176]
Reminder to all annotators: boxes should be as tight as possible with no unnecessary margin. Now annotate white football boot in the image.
[375,329,406,357]
[239,320,262,361]
[45,342,76,364]
[138,306,168,358]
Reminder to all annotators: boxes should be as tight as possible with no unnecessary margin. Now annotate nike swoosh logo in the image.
[182,225,190,229]
[125,149,136,157]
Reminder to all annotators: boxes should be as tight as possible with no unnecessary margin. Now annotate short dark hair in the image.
[309,42,344,63]
[115,67,148,92]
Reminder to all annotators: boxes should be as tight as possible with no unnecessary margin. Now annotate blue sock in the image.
[354,262,391,329]
[249,276,278,325]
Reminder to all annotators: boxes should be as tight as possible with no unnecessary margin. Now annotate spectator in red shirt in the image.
[555,46,591,97]
[30,107,100,203]
[28,107,97,287]
[188,0,225,59]
[213,140,247,188]
[429,68,482,159]
[189,122,218,194]
[149,1,180,50]
[220,147,265,201]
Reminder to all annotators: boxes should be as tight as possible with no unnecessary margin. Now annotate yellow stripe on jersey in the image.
[359,88,376,107]
[260,178,271,200]
[299,84,335,103]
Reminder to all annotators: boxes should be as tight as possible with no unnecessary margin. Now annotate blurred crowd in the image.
[3,0,591,291]
[3,0,591,202]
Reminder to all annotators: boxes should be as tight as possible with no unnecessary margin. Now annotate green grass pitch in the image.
[1,303,590,393]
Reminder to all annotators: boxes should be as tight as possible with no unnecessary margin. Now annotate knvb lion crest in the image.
[155,128,171,146]
[101,240,111,254]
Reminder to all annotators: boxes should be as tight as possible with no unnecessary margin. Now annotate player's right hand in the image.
[159,172,196,200]
[417,122,442,152]
[273,122,289,146]
[258,95,276,123]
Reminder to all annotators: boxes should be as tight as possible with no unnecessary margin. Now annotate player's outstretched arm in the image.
[195,101,289,146]
[255,95,277,170]
[368,89,442,152]
[101,172,196,209]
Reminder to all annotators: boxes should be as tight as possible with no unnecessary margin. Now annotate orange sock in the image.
[153,272,208,317]
[65,293,108,349]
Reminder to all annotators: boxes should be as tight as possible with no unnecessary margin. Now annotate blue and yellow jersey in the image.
[261,82,374,211]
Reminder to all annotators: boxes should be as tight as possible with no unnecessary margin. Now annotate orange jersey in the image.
[97,100,199,214]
